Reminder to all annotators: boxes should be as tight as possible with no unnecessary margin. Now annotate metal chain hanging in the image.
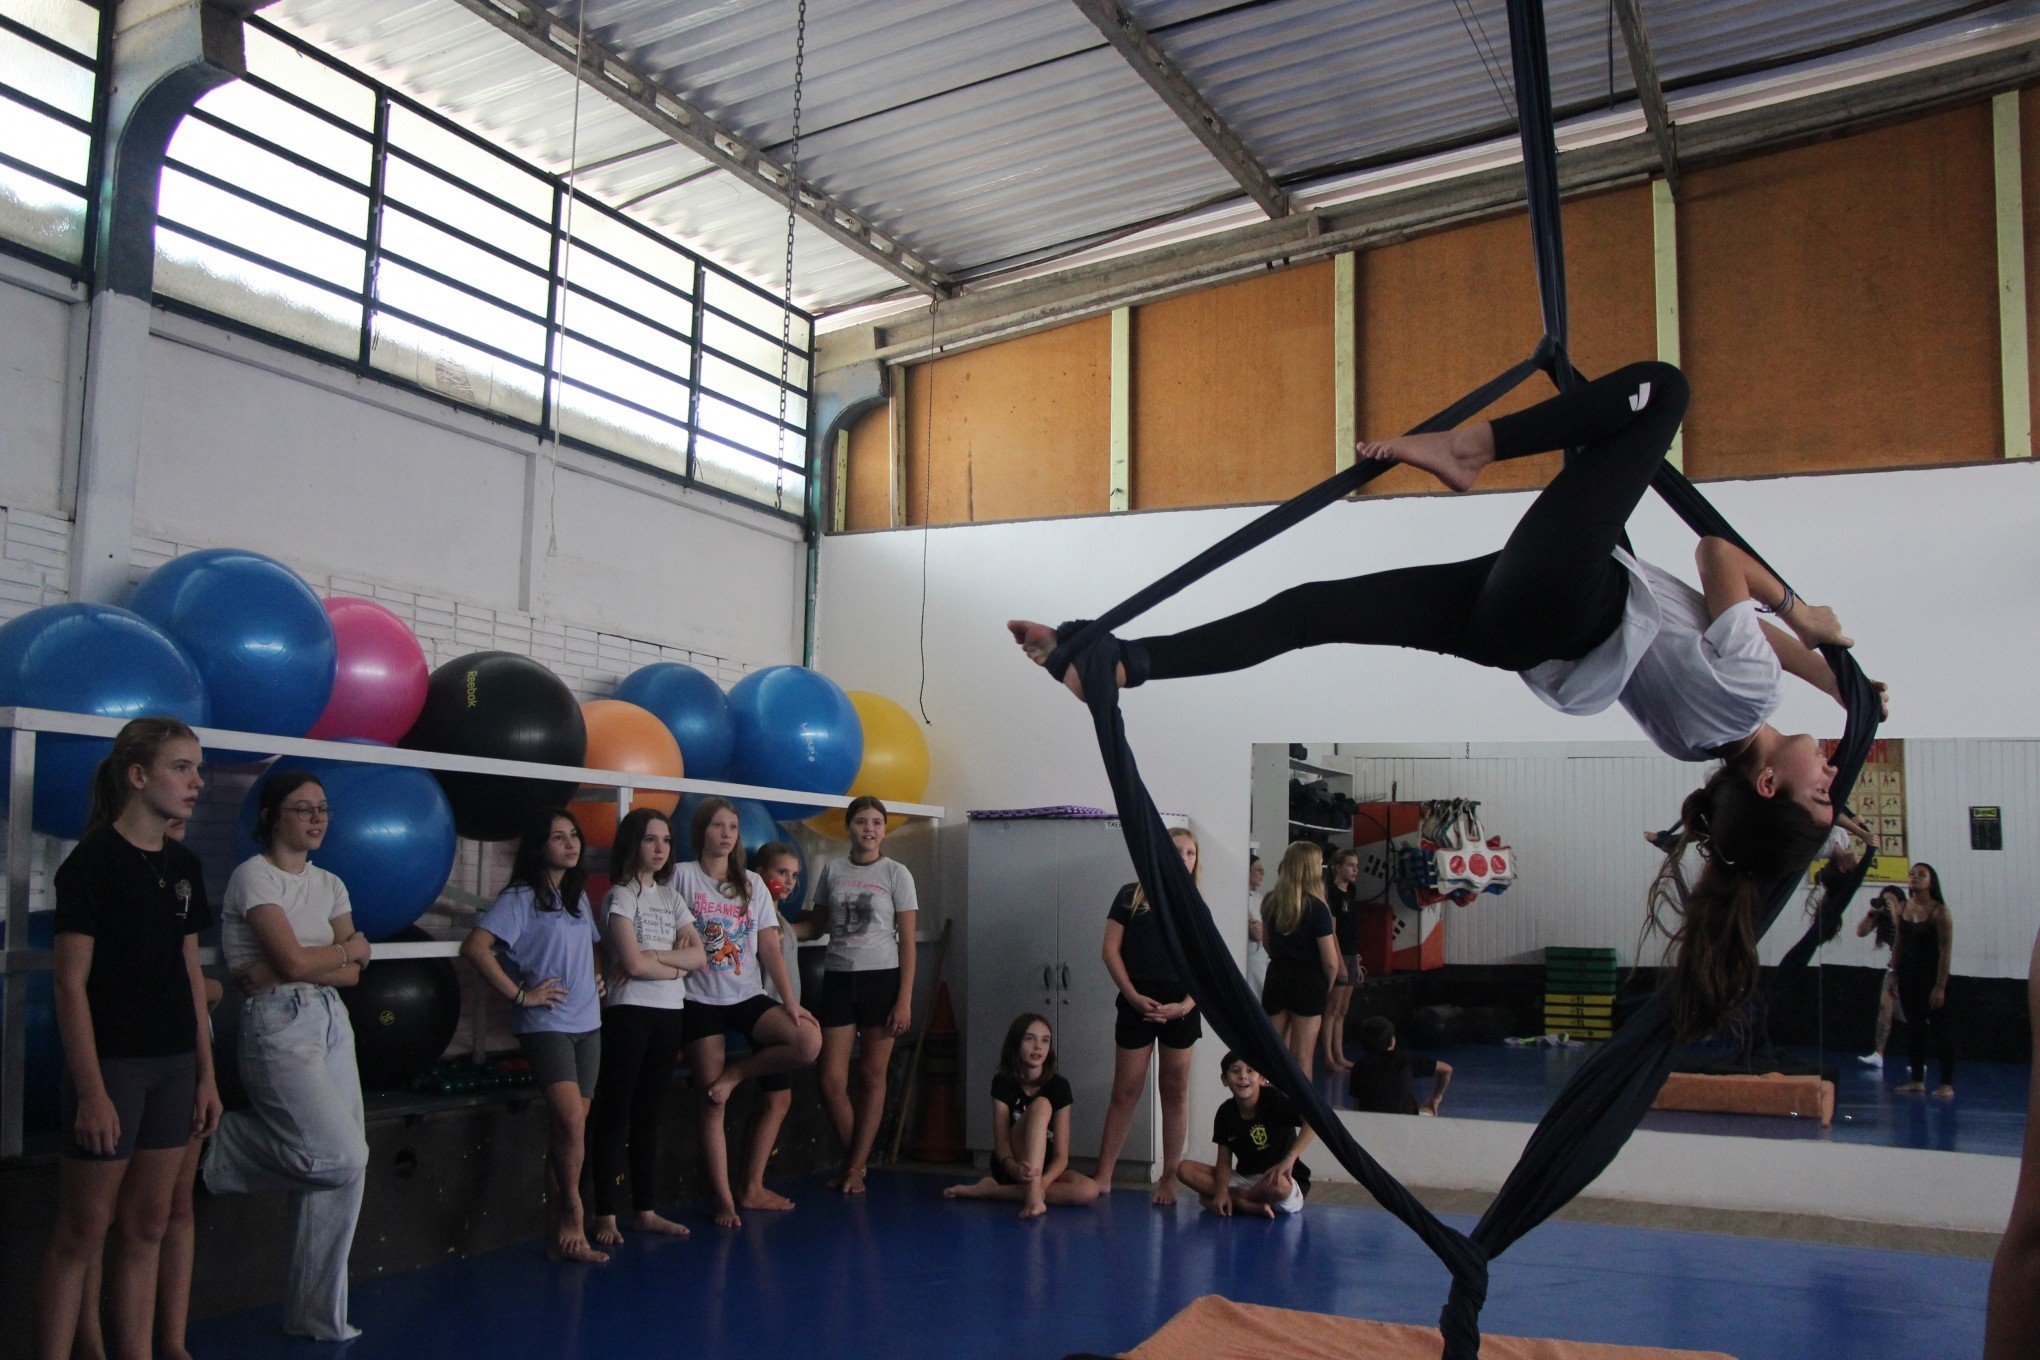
[774,0,808,512]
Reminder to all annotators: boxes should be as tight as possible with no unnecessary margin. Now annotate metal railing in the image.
[0,705,944,1157]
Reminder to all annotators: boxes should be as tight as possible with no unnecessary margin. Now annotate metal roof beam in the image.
[868,36,2040,360]
[1069,0,1289,218]
[448,0,951,296]
[1613,0,1680,198]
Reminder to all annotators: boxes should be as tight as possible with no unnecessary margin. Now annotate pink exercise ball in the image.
[308,597,429,745]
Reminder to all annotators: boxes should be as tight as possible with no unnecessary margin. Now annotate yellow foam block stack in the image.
[1544,946,1617,1040]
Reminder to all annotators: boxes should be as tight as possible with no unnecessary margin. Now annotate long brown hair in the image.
[83,716,199,833]
[688,796,749,900]
[1129,826,1201,912]
[1646,759,1830,1039]
[1262,840,1325,937]
[997,1012,1057,1084]
[608,807,675,886]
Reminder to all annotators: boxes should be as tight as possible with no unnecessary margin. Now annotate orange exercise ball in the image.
[806,691,930,837]
[570,698,683,849]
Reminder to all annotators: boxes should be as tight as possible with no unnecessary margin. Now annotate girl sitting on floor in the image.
[944,1014,1100,1217]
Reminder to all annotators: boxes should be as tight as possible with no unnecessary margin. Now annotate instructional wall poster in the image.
[1817,736,1908,884]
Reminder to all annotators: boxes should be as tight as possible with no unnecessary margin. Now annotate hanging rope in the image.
[774,0,809,514]
[1043,2,1884,1354]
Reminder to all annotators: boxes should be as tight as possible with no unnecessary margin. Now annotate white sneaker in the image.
[1854,1053,1882,1065]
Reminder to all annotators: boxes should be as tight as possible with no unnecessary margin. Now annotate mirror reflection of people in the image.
[1347,1017,1452,1116]
[1319,848,1364,1075]
[1244,853,1268,993]
[1891,862,1955,1098]
[1852,885,1904,1066]
[1258,842,1339,1079]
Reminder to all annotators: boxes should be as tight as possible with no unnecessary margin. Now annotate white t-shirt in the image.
[603,880,692,1011]
[1520,549,1784,762]
[675,861,779,1007]
[220,855,352,973]
[816,855,918,972]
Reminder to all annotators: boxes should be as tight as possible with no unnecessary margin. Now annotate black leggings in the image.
[1134,363,1690,681]
[588,1004,686,1217]
[1896,968,1956,1086]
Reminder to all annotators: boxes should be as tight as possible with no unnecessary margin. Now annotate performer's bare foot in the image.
[1238,1198,1277,1219]
[1356,422,1496,492]
[1008,620,1123,700]
[548,1227,610,1263]
[738,1186,796,1212]
[631,1210,690,1236]
[1895,1080,1926,1094]
[712,1199,742,1229]
[1932,1084,1956,1099]
[943,1176,998,1199]
[706,1070,741,1104]
[590,1214,624,1246]
[829,1166,867,1195]
[1150,1180,1177,1207]
[1018,1198,1048,1220]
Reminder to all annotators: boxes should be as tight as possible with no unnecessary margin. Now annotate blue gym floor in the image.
[184,1172,1988,1359]
[1315,1042,2031,1157]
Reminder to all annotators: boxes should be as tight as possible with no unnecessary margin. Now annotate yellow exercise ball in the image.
[806,691,929,837]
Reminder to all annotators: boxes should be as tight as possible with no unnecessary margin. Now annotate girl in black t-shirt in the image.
[943,1014,1100,1217]
[1095,826,1201,1205]
[1319,848,1364,1075]
[36,718,221,1360]
[1260,841,1340,1079]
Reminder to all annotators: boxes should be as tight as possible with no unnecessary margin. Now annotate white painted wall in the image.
[814,455,2040,1213]
[0,270,77,523]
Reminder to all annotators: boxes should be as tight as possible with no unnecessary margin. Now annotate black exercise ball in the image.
[402,650,587,841]
[343,927,462,1091]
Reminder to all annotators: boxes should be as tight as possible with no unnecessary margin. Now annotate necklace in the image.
[135,842,167,889]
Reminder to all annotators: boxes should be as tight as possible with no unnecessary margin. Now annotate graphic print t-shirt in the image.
[1213,1085,1311,1181]
[675,861,778,1006]
[816,854,917,972]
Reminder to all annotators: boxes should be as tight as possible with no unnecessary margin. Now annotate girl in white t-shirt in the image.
[205,771,371,1342]
[678,798,821,1228]
[790,796,918,1196]
[1013,363,1886,1041]
[587,808,704,1246]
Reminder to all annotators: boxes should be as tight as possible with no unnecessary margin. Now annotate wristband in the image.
[514,987,525,1007]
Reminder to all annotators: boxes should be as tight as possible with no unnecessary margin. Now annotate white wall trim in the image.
[0,253,84,305]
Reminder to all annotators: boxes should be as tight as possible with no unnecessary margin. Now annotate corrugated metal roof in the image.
[267,0,2028,318]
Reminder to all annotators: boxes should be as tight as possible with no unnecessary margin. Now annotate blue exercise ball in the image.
[0,603,210,838]
[128,548,336,745]
[615,662,734,782]
[234,754,458,941]
[677,793,809,918]
[726,665,862,819]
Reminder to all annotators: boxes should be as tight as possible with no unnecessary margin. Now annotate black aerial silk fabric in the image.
[1042,3,1884,1354]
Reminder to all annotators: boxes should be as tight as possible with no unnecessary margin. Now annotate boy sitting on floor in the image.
[1175,1051,1313,1217]
[1348,1016,1453,1116]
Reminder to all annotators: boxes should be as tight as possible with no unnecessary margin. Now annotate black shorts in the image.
[1114,981,1203,1050]
[1261,958,1329,1019]
[682,994,792,1093]
[61,1052,197,1161]
[813,968,901,1031]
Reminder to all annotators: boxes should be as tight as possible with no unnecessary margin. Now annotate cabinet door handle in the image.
[1043,964,1054,990]
[1060,963,1071,989]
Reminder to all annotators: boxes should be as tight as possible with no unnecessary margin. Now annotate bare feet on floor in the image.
[1932,1084,1956,1099]
[1238,1199,1276,1219]
[1355,422,1496,493]
[1018,1199,1048,1220]
[1895,1081,1926,1094]
[712,1201,743,1229]
[826,1166,868,1195]
[1151,1181,1177,1207]
[590,1215,624,1247]
[548,1228,610,1263]
[943,1176,998,1199]
[631,1210,690,1237]
[738,1187,796,1212]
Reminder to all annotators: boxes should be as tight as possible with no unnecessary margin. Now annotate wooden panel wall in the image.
[894,317,1112,526]
[842,402,892,531]
[1129,262,1335,510]
[1352,185,1656,497]
[1680,105,2000,476]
